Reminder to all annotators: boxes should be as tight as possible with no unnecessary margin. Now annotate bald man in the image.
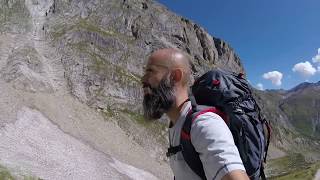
[141,48,249,180]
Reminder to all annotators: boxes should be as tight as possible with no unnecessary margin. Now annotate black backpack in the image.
[167,68,271,180]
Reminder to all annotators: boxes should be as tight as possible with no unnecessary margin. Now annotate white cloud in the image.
[256,83,264,90]
[312,48,320,63]
[292,61,316,77]
[262,71,283,86]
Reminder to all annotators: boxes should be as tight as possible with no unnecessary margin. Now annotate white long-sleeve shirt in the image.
[168,102,245,180]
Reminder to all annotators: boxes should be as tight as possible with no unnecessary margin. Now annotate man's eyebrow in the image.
[152,63,170,69]
[143,64,170,72]
[142,66,153,73]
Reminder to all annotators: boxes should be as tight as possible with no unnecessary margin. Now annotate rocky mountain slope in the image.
[281,81,320,138]
[0,0,246,179]
[255,81,320,151]
[255,82,320,177]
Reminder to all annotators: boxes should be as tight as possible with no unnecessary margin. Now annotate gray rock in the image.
[1,46,54,93]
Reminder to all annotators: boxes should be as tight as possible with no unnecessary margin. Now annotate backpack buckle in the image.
[166,145,183,157]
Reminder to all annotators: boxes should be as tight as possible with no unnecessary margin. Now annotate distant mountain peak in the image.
[288,81,320,93]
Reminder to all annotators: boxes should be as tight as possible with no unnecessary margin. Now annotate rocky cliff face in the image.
[48,0,245,172]
[0,0,245,179]
[49,0,245,108]
[1,0,318,179]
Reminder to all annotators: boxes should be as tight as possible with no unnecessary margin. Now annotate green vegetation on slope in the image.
[269,161,320,180]
[280,89,320,138]
[51,18,134,43]
[0,165,15,180]
[120,109,168,145]
[77,19,116,37]
[0,0,31,33]
[0,164,41,180]
[69,41,140,84]
[267,153,320,180]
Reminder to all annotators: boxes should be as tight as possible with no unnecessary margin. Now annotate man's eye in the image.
[146,68,153,73]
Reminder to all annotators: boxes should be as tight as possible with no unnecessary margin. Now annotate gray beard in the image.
[143,77,175,120]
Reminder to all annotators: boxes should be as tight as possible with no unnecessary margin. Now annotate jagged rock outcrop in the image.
[47,0,245,110]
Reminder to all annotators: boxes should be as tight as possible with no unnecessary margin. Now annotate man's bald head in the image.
[147,48,192,86]
[142,48,193,121]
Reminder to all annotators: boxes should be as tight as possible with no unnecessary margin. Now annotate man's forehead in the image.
[144,63,169,71]
[146,55,171,67]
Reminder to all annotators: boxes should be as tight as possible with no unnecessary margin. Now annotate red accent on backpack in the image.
[181,130,191,140]
[180,107,229,141]
[238,72,245,78]
[212,80,220,86]
[191,107,229,125]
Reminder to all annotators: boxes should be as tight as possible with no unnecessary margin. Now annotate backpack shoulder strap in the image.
[180,96,227,180]
[180,104,207,180]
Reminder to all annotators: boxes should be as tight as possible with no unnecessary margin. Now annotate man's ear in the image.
[171,68,183,83]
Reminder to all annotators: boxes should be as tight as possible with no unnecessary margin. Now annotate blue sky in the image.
[157,0,320,90]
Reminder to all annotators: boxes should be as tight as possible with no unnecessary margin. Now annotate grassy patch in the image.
[50,19,115,42]
[100,106,116,118]
[0,0,31,32]
[51,16,135,45]
[0,165,15,180]
[50,23,69,40]
[77,19,116,37]
[69,41,140,83]
[269,161,320,180]
[267,153,320,179]
[90,50,140,83]
[120,109,167,135]
[0,164,42,180]
[120,109,168,146]
[280,91,320,138]
[23,176,42,180]
[123,109,167,131]
[120,109,146,125]
[77,19,135,44]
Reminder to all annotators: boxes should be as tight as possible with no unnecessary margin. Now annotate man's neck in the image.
[167,96,189,126]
